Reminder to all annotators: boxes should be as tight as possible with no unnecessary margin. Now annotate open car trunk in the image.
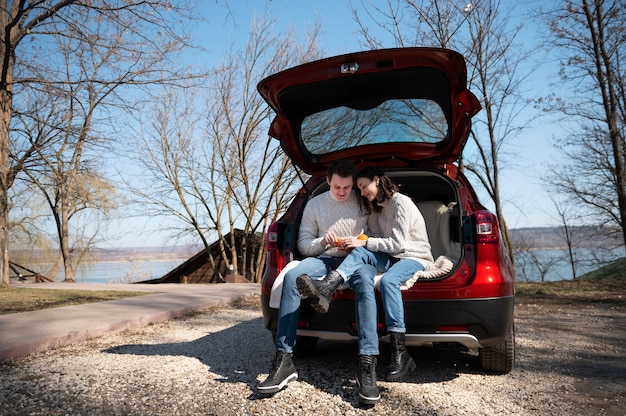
[295,169,464,278]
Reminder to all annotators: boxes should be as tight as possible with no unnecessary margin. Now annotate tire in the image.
[479,324,515,373]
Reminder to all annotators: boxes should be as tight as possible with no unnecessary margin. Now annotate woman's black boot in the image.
[385,332,416,381]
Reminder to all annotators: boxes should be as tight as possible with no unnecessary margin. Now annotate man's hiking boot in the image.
[257,351,297,394]
[296,270,343,314]
[295,274,314,299]
[357,354,380,405]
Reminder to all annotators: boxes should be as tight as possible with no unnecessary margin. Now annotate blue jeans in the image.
[336,247,425,333]
[275,255,380,356]
[276,256,341,353]
[345,263,378,355]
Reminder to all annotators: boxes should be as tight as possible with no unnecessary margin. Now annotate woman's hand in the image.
[337,234,368,250]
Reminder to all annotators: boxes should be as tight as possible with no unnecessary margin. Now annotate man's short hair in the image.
[326,159,357,180]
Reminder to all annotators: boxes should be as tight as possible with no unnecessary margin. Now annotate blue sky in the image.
[205,1,564,221]
[109,0,565,247]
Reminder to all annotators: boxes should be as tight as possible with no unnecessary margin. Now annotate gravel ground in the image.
[0,295,624,415]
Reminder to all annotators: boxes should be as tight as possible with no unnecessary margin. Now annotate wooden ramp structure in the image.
[139,230,262,284]
[9,261,53,282]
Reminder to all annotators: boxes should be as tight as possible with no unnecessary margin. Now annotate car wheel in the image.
[294,336,318,357]
[479,324,515,373]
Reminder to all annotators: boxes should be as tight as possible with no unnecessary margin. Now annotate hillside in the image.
[510,226,622,249]
[516,257,626,303]
[580,256,626,281]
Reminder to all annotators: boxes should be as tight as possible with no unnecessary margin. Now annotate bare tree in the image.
[351,0,538,262]
[513,225,574,282]
[542,0,626,254]
[511,231,539,281]
[22,167,118,282]
[16,27,123,281]
[532,250,565,283]
[0,1,199,288]
[129,15,322,282]
[8,185,54,270]
[460,1,539,263]
[550,195,583,279]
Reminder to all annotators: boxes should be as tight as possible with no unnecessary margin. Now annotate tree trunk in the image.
[60,199,75,282]
[0,89,11,288]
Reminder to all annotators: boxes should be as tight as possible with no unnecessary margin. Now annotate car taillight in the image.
[266,222,279,251]
[265,222,286,273]
[475,211,500,244]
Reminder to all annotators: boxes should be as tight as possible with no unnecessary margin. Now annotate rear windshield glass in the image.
[300,98,447,156]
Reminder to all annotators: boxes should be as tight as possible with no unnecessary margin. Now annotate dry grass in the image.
[0,288,150,315]
[516,257,626,304]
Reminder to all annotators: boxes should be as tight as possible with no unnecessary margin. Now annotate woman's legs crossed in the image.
[378,259,424,333]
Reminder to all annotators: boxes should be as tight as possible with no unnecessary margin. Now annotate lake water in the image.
[37,259,187,284]
[25,247,624,284]
[514,247,624,282]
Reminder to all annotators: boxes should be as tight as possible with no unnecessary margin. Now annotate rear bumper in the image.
[261,293,514,349]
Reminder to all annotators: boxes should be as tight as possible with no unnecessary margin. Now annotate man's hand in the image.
[321,230,339,249]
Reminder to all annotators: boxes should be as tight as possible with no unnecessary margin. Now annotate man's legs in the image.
[258,257,341,394]
[275,257,333,352]
[350,264,381,404]
[350,264,379,356]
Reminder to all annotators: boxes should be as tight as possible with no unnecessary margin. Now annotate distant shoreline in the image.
[10,245,200,264]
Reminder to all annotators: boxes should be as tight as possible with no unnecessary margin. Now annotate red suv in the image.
[257,47,515,373]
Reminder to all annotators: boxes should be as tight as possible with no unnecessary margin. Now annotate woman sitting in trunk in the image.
[297,165,434,381]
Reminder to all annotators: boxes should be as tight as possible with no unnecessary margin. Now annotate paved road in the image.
[2,296,624,415]
[0,281,261,361]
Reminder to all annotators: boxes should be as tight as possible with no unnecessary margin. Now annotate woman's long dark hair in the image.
[356,166,398,214]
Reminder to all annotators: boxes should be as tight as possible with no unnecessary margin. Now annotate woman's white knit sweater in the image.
[297,191,369,257]
[366,192,434,267]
